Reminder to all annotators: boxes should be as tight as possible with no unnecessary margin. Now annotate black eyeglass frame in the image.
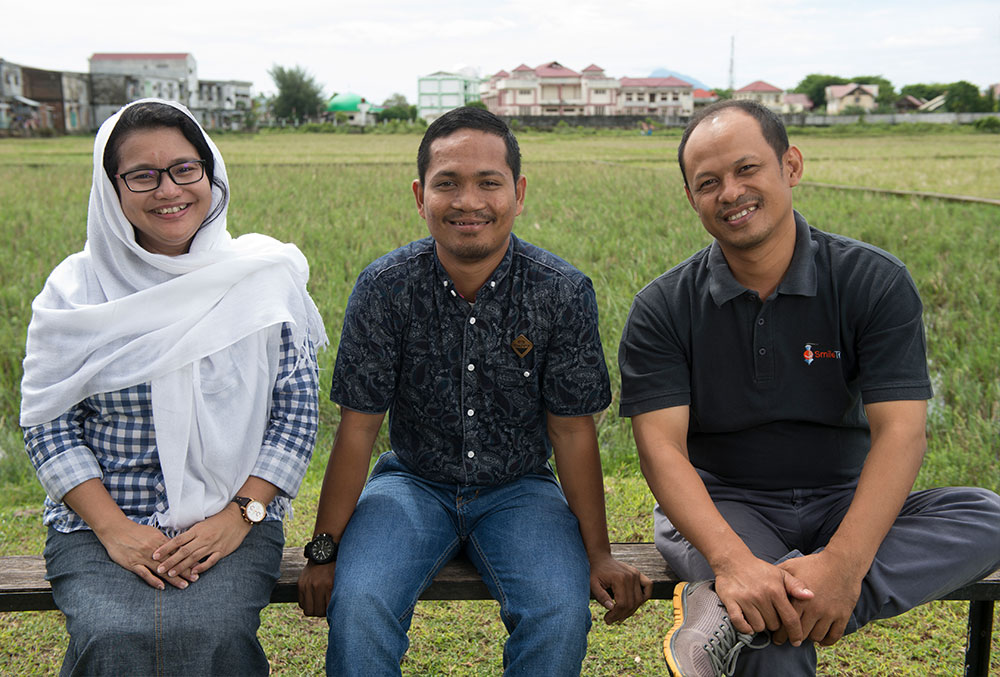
[116,160,207,193]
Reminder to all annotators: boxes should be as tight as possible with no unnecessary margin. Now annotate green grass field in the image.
[0,129,998,675]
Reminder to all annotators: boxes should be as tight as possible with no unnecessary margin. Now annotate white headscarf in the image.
[20,99,328,530]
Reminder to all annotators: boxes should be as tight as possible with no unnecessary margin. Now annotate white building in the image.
[619,77,693,117]
[90,53,199,107]
[417,69,481,122]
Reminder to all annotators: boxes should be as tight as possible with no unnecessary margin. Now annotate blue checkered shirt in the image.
[24,323,319,534]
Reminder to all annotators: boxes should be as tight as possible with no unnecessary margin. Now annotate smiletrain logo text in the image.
[803,343,841,365]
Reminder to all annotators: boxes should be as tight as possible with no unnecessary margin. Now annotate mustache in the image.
[445,211,494,222]
[716,195,760,219]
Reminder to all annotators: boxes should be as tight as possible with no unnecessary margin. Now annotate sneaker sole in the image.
[662,581,692,677]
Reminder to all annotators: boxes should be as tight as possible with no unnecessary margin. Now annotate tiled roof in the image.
[90,53,191,60]
[827,83,876,99]
[582,64,604,72]
[693,88,718,100]
[512,63,534,72]
[620,76,691,88]
[736,80,782,93]
[783,93,813,108]
[535,61,580,77]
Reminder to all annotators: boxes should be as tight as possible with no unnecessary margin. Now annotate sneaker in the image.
[663,580,769,677]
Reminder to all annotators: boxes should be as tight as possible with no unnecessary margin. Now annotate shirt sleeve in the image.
[254,323,319,498]
[856,266,932,403]
[23,405,103,503]
[541,276,612,417]
[618,286,692,418]
[329,268,402,414]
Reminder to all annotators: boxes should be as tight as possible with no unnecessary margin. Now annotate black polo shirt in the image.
[331,234,611,486]
[618,212,931,490]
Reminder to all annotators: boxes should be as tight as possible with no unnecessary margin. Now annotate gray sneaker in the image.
[663,580,769,677]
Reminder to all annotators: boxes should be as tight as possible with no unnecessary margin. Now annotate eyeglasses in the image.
[117,160,206,193]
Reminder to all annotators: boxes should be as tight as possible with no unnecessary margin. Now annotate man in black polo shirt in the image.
[618,99,1000,676]
[298,107,651,676]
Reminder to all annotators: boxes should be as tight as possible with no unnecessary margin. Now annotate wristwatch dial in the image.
[305,533,338,564]
[244,499,266,523]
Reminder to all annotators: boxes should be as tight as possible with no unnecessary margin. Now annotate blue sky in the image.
[4,0,997,104]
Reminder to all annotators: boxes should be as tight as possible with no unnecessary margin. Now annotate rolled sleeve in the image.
[23,409,103,503]
[255,324,319,498]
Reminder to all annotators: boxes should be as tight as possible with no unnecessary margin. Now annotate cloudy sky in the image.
[4,0,997,104]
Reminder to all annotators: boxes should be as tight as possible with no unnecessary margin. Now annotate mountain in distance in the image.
[649,68,710,90]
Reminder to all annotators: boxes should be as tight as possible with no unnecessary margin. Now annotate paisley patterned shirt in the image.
[331,235,611,485]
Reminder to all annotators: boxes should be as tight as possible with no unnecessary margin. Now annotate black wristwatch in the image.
[304,533,338,564]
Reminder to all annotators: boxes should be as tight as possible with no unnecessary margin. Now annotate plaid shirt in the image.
[24,323,319,534]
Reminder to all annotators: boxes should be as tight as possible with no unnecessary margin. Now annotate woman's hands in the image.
[152,502,252,579]
[95,518,192,590]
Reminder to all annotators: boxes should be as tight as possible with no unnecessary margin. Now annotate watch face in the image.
[245,500,266,523]
[311,539,334,562]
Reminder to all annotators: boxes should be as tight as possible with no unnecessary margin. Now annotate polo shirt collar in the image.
[707,210,818,306]
[433,234,516,302]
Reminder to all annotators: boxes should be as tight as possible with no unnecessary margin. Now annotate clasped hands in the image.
[97,504,251,590]
[715,550,862,647]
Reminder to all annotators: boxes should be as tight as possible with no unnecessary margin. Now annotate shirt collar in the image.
[433,234,516,302]
[707,210,818,306]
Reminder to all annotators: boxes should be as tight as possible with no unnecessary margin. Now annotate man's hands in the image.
[590,552,653,624]
[298,561,337,617]
[773,551,863,646]
[713,555,814,645]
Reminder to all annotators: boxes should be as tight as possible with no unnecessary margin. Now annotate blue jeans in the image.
[44,521,284,677]
[326,452,592,676]
[655,472,1000,677]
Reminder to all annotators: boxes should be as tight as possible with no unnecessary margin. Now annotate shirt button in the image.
[467,408,475,416]
[469,317,476,325]
[490,281,496,288]
[443,281,449,287]
[467,364,475,371]
[757,318,765,325]
[450,290,457,297]
[523,371,530,377]
[758,348,767,356]
[467,451,475,458]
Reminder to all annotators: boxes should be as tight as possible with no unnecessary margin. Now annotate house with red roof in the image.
[782,93,814,114]
[619,76,694,117]
[481,61,620,116]
[734,80,784,111]
[825,83,880,114]
[693,88,719,110]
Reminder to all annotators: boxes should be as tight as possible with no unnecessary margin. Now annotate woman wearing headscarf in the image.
[20,98,327,676]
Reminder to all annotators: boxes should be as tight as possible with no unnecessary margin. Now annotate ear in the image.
[514,175,527,216]
[412,179,426,219]
[783,146,804,188]
[684,184,696,210]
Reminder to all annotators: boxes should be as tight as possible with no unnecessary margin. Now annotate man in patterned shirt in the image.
[298,107,651,675]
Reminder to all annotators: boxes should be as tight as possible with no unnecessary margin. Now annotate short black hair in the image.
[103,101,228,226]
[417,107,521,184]
[677,99,789,188]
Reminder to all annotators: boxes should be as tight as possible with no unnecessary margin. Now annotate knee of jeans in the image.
[328,581,411,631]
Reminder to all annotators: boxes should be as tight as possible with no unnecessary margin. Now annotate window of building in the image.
[594,105,605,115]
[625,93,633,102]
[520,106,532,115]
[672,92,679,101]
[518,89,532,95]
[636,93,645,101]
[593,89,606,95]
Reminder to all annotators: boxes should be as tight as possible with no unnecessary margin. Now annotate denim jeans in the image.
[44,521,284,677]
[654,472,1000,677]
[326,451,592,676]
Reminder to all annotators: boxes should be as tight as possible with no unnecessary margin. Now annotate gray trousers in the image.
[654,473,1000,676]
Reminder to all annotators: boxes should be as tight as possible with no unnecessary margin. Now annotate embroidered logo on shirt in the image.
[511,334,534,358]
[803,343,841,365]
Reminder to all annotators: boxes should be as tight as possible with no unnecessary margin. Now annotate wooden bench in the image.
[2,543,997,675]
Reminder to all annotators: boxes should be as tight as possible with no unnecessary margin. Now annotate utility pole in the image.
[729,36,735,91]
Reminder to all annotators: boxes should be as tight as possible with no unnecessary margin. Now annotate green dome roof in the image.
[327,92,365,112]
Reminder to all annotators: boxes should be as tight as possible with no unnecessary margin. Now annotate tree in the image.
[269,65,325,124]
[944,81,993,113]
[712,88,733,101]
[793,74,848,111]
[465,100,488,110]
[900,83,948,102]
[379,93,416,122]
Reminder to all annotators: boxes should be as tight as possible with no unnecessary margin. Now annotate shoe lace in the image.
[702,604,771,677]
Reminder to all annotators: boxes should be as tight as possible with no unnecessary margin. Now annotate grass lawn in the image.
[1,128,997,675]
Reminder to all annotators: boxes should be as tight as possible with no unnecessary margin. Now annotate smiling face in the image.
[412,129,526,274]
[682,109,802,255]
[114,126,212,256]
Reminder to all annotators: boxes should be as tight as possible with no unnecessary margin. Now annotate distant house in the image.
[825,83,879,114]
[480,61,619,116]
[782,93,813,114]
[692,88,719,110]
[417,70,481,122]
[198,80,252,130]
[918,94,947,112]
[326,92,380,126]
[734,80,783,111]
[896,94,925,112]
[619,76,693,117]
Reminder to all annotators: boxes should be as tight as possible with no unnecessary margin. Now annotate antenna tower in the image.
[728,36,735,91]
